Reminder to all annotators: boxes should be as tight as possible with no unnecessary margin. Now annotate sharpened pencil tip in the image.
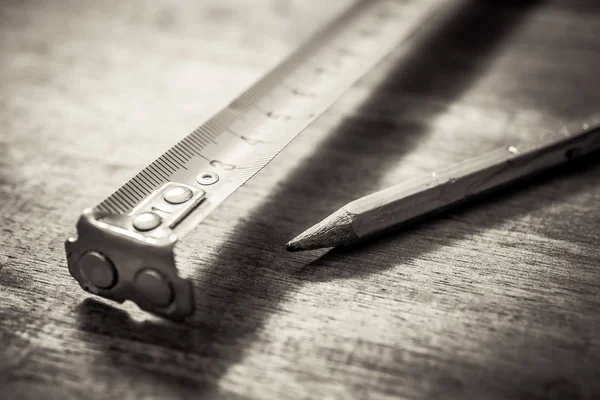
[284,208,360,252]
[285,240,301,252]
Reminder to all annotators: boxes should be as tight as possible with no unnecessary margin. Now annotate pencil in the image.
[286,118,600,251]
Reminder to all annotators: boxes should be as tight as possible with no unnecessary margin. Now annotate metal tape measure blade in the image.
[69,0,455,319]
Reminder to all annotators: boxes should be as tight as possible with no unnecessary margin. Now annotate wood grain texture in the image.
[1,0,600,399]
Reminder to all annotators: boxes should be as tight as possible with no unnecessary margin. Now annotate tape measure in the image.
[65,0,454,319]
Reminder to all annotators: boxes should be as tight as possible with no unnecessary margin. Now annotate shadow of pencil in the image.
[75,0,557,396]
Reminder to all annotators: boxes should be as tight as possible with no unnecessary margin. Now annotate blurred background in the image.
[1,1,600,399]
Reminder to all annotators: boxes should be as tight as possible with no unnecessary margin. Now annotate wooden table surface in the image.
[1,0,599,399]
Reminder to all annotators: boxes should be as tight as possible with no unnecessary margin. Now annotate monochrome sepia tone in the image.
[1,1,600,399]
[287,120,600,251]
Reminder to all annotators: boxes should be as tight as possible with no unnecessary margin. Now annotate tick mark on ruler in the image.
[266,111,292,120]
[210,160,236,170]
[241,136,262,145]
[224,128,265,145]
[151,206,172,214]
[265,110,315,121]
[290,88,317,98]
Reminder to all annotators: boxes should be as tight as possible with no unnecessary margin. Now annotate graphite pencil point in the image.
[285,240,301,252]
[285,208,359,252]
